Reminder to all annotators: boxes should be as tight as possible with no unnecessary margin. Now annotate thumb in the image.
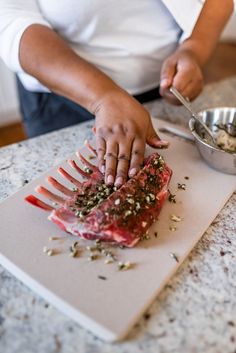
[146,122,169,149]
[159,57,177,96]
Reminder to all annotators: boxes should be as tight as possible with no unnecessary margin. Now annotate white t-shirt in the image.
[0,0,201,94]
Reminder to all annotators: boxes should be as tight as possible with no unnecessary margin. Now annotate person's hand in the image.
[93,89,169,187]
[159,49,204,104]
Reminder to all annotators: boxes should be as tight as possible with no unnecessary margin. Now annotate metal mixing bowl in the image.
[189,107,236,175]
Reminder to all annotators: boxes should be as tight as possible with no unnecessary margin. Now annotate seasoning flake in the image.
[170,252,179,262]
[98,275,107,280]
[118,261,133,271]
[168,192,176,203]
[170,214,182,222]
[177,183,186,190]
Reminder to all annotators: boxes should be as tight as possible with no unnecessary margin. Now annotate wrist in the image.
[177,39,208,68]
[90,86,136,116]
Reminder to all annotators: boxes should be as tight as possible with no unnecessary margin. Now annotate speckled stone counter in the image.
[0,78,236,353]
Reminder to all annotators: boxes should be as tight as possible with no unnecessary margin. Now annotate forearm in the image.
[177,0,234,67]
[19,24,123,114]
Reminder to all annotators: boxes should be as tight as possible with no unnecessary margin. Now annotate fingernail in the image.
[129,168,137,177]
[100,165,105,174]
[158,140,170,148]
[160,78,169,88]
[115,176,123,186]
[107,175,114,184]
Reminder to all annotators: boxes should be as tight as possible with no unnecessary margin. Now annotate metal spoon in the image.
[169,87,218,146]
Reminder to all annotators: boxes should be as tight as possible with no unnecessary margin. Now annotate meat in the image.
[25,142,172,247]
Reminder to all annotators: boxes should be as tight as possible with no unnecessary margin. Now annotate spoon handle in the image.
[170,87,196,116]
[169,87,214,139]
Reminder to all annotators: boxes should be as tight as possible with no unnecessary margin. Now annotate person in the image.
[0,0,234,187]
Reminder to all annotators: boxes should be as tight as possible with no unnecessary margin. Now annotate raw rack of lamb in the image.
[25,142,172,247]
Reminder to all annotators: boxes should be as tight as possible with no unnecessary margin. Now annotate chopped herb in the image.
[49,236,61,241]
[114,198,121,205]
[168,192,176,203]
[83,166,93,174]
[43,247,54,256]
[69,242,79,257]
[177,183,186,190]
[141,234,150,240]
[184,176,189,180]
[154,232,158,238]
[98,275,107,280]
[149,193,155,201]
[124,210,132,217]
[127,198,135,204]
[88,254,98,261]
[118,261,133,271]
[69,249,78,257]
[169,225,177,232]
[104,259,113,264]
[170,252,179,262]
[170,214,182,222]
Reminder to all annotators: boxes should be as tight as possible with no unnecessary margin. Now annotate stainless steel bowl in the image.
[189,107,236,175]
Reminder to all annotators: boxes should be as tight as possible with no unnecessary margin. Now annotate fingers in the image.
[104,142,118,185]
[114,139,133,187]
[128,138,145,178]
[146,122,169,149]
[171,61,204,101]
[159,56,177,96]
[96,135,106,174]
[160,52,204,105]
[179,78,204,101]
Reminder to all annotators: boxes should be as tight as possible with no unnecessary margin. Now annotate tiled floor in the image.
[0,42,236,148]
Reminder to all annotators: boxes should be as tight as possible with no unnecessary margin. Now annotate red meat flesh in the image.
[49,153,172,247]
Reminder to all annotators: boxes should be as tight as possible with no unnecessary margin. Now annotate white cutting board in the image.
[0,120,235,342]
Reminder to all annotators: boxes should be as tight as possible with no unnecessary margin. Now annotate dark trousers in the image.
[17,77,161,138]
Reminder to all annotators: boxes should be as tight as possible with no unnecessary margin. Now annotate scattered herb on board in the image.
[88,254,98,261]
[169,225,177,232]
[154,232,158,238]
[118,261,133,271]
[168,192,176,203]
[49,236,61,241]
[184,176,189,180]
[69,241,79,257]
[170,214,182,222]
[98,275,107,280]
[170,252,179,262]
[177,183,186,190]
[141,234,151,241]
[43,247,54,256]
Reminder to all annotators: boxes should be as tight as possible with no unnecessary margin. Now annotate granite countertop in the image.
[0,78,236,353]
